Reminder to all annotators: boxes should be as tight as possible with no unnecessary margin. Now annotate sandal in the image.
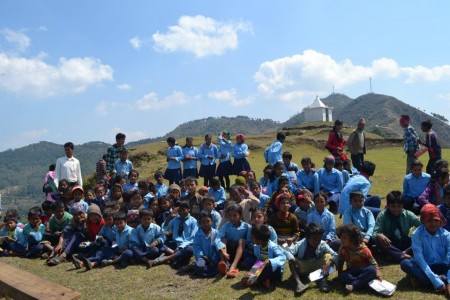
[226,268,239,278]
[218,261,228,275]
[317,278,330,293]
[72,257,84,269]
[47,255,65,266]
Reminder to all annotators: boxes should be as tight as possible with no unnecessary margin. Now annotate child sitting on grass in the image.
[228,184,259,224]
[269,194,300,247]
[241,224,286,289]
[154,201,198,269]
[247,208,277,245]
[201,196,222,229]
[438,185,450,232]
[372,191,420,263]
[216,203,252,278]
[400,204,450,294]
[307,192,336,244]
[18,207,46,258]
[131,208,170,269]
[192,211,220,277]
[0,214,23,256]
[249,181,270,210]
[45,200,72,256]
[287,223,338,295]
[343,191,375,245]
[337,223,382,294]
[208,176,226,210]
[294,192,315,230]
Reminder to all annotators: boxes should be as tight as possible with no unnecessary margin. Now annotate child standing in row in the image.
[164,137,183,185]
[182,137,199,178]
[199,134,219,187]
[217,131,233,191]
[232,134,251,175]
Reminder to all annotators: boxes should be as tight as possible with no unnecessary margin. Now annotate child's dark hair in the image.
[114,211,127,222]
[94,184,105,193]
[201,196,215,207]
[114,175,124,184]
[138,180,149,191]
[28,206,43,218]
[210,176,220,186]
[130,190,146,200]
[334,159,343,168]
[246,170,256,178]
[184,176,198,185]
[337,224,363,246]
[204,134,212,140]
[199,210,213,221]
[4,214,18,223]
[444,185,450,198]
[58,179,70,191]
[282,151,292,160]
[301,156,312,165]
[42,200,54,211]
[252,208,267,221]
[361,161,376,177]
[276,132,286,140]
[148,181,156,194]
[226,203,243,216]
[129,169,139,178]
[158,195,173,208]
[313,192,328,203]
[167,137,176,144]
[53,200,66,211]
[183,137,193,148]
[103,208,117,219]
[343,159,352,167]
[111,184,123,193]
[5,209,20,221]
[277,175,289,188]
[386,191,403,206]
[305,222,324,238]
[410,159,423,169]
[436,168,449,181]
[249,180,260,189]
[178,200,190,210]
[251,224,271,241]
[421,120,432,130]
[139,208,154,219]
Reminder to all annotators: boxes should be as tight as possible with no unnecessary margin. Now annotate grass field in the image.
[1,136,449,300]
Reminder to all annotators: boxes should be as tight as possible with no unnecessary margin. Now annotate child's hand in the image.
[363,238,370,245]
[322,263,331,276]
[149,241,158,248]
[286,237,295,246]
[376,270,382,281]
[446,283,450,296]
[377,234,391,248]
[54,244,62,254]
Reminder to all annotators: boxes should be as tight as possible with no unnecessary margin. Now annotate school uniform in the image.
[258,192,270,209]
[317,167,343,204]
[343,207,375,241]
[0,226,23,256]
[164,145,183,184]
[182,146,199,178]
[155,183,168,199]
[402,172,431,209]
[339,174,381,217]
[296,169,320,194]
[216,136,234,176]
[165,214,198,264]
[123,182,138,193]
[131,223,167,262]
[216,221,252,262]
[265,140,283,165]
[401,225,450,289]
[246,225,278,250]
[232,143,251,175]
[208,186,226,208]
[17,224,46,258]
[193,228,220,277]
[251,240,286,283]
[208,209,222,230]
[307,208,336,242]
[114,159,134,179]
[198,143,219,180]
[283,162,299,173]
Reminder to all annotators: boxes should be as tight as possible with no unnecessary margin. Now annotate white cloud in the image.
[6,128,49,150]
[254,49,450,101]
[152,15,252,57]
[0,53,114,97]
[129,36,143,49]
[38,26,47,32]
[208,88,254,106]
[117,83,131,90]
[108,127,147,143]
[1,28,31,52]
[94,102,108,116]
[136,91,191,111]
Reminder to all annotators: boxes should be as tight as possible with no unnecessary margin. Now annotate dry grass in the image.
[1,135,449,299]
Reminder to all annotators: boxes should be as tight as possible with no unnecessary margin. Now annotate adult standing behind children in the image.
[55,142,82,188]
[399,115,419,174]
[420,120,442,175]
[106,132,126,175]
[264,132,286,165]
[347,118,366,171]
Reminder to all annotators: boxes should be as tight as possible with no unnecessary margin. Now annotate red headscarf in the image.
[420,204,446,227]
[236,134,245,143]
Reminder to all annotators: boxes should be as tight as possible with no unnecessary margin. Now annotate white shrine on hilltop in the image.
[303,96,333,123]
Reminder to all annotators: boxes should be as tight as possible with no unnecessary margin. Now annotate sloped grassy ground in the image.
[2,136,449,299]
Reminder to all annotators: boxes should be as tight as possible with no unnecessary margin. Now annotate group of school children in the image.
[1,131,450,297]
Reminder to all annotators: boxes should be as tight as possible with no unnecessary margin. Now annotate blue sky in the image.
[1,1,450,151]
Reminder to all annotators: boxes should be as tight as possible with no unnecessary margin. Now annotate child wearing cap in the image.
[401,204,450,294]
[69,185,89,214]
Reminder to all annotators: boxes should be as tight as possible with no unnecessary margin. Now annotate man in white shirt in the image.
[55,142,82,187]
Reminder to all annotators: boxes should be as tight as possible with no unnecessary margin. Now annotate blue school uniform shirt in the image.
[114,159,134,178]
[97,224,116,245]
[70,200,89,214]
[216,221,252,249]
[265,173,293,196]
[123,182,138,193]
[403,172,431,199]
[208,186,226,206]
[232,143,248,160]
[198,143,219,165]
[411,225,450,289]
[209,210,222,230]
[283,162,299,173]
[317,167,343,194]
[258,192,270,209]
[182,146,199,170]
[343,206,375,240]
[253,240,286,275]
[193,227,220,263]
[307,208,336,241]
[339,174,372,215]
[266,140,283,165]
[114,225,134,249]
[18,224,46,247]
[88,197,105,210]
[296,170,320,194]
[246,224,278,249]
[294,205,314,224]
[286,238,338,265]
[143,193,154,208]
[165,214,198,249]
[0,226,22,239]
[156,183,168,199]
[132,223,165,249]
[166,145,183,169]
[342,169,350,186]
[259,176,268,188]
[218,136,232,163]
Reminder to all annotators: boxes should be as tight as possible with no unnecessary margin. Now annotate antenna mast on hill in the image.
[369,77,373,94]
[332,85,335,94]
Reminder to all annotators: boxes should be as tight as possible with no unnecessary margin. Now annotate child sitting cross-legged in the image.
[269,194,301,247]
[287,222,338,295]
[18,207,47,258]
[201,196,222,229]
[0,214,23,256]
[192,210,220,277]
[131,208,172,269]
[241,224,286,289]
[400,204,450,294]
[154,200,198,269]
[337,223,382,294]
[342,190,375,246]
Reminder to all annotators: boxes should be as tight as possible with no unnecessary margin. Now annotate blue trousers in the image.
[166,240,193,263]
[364,196,382,219]
[400,259,448,288]
[63,231,88,257]
[132,244,167,262]
[339,265,377,290]
[193,258,219,277]
[375,237,411,263]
